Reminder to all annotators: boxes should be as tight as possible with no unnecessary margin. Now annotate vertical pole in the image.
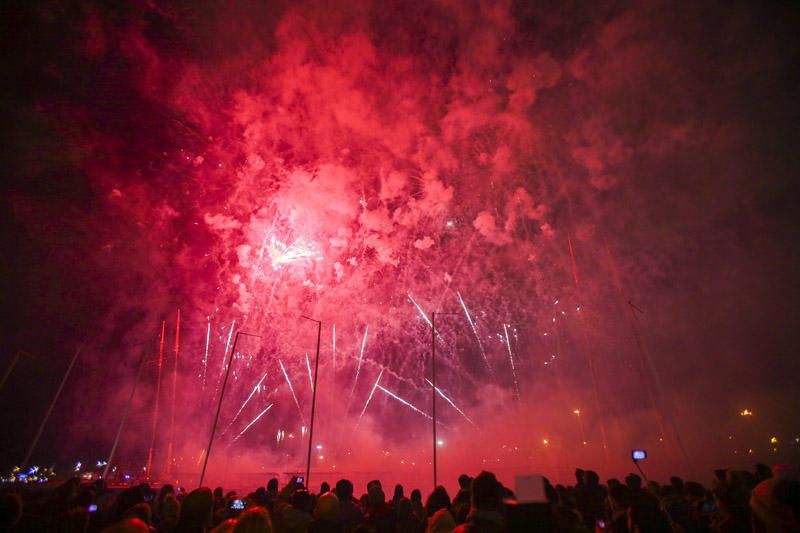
[167,309,180,475]
[0,351,22,394]
[432,311,437,489]
[104,350,147,479]
[22,347,81,467]
[200,332,241,487]
[305,320,322,487]
[146,321,166,480]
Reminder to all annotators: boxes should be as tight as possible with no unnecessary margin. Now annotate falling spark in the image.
[202,317,211,387]
[458,291,492,374]
[279,359,304,422]
[232,404,274,442]
[305,352,314,392]
[221,320,236,375]
[407,293,445,341]
[504,323,521,400]
[377,385,432,419]
[350,326,368,397]
[425,378,475,426]
[221,371,269,436]
[407,293,432,329]
[357,369,384,426]
[567,233,580,289]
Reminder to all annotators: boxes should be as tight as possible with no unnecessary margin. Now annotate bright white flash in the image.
[266,236,322,269]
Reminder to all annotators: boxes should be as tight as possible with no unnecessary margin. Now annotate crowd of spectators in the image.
[0,463,797,532]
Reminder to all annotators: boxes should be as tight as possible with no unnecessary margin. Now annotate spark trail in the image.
[408,293,444,341]
[357,368,384,426]
[232,403,274,442]
[503,323,520,400]
[349,326,368,397]
[457,291,492,374]
[221,371,269,437]
[279,359,304,423]
[214,318,236,396]
[202,317,211,388]
[424,378,475,426]
[305,352,314,392]
[219,320,236,380]
[377,385,432,419]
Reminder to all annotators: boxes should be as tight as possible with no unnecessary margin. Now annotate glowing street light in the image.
[740,409,753,417]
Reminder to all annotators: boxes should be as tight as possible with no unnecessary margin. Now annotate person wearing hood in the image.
[274,489,313,533]
[309,491,343,533]
[452,472,505,533]
[427,507,456,533]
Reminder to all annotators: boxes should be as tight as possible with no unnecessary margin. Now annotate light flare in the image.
[265,236,322,269]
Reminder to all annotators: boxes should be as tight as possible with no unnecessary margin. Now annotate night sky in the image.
[1,0,799,488]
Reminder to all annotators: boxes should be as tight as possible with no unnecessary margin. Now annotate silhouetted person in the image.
[452,475,472,524]
[334,479,364,532]
[365,485,393,533]
[175,487,214,533]
[425,486,452,520]
[309,491,343,533]
[396,497,421,532]
[320,482,331,496]
[411,489,425,524]
[452,471,504,533]
[606,484,631,533]
[233,506,272,533]
[111,486,146,524]
[576,470,605,528]
[754,464,772,485]
[390,484,404,510]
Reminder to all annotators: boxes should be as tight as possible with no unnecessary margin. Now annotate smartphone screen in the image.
[231,499,244,510]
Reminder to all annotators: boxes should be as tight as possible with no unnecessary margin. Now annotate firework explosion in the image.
[2,0,799,489]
